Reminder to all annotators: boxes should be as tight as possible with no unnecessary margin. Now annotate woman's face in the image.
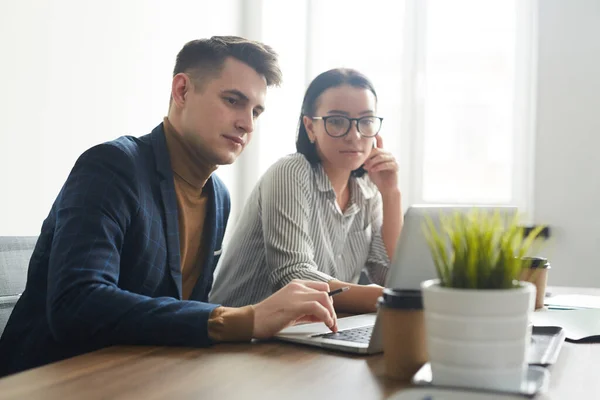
[303,85,377,173]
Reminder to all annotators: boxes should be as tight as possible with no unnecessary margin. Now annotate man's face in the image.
[174,57,267,165]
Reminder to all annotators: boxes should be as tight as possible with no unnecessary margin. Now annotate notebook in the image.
[531,308,600,343]
[545,294,600,309]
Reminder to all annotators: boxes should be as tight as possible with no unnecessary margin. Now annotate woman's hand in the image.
[363,135,400,196]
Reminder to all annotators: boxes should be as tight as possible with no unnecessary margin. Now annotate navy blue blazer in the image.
[0,123,230,377]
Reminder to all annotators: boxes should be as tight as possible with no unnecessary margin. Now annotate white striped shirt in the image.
[209,153,390,307]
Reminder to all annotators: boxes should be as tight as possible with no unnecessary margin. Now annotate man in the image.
[0,36,338,377]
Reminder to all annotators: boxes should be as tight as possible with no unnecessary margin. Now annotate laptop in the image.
[274,204,518,354]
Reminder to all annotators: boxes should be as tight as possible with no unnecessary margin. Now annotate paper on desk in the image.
[531,308,600,342]
[388,388,523,400]
[545,294,600,309]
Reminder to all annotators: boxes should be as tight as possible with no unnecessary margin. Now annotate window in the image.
[417,0,529,206]
[234,0,536,222]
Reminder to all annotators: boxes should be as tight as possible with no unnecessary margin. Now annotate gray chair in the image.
[0,236,37,337]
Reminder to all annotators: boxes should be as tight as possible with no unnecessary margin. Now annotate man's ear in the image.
[171,73,189,108]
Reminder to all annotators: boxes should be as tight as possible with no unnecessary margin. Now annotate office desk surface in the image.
[0,287,598,400]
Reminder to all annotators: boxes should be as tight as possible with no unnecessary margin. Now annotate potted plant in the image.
[421,209,545,392]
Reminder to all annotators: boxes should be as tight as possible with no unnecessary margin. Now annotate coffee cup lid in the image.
[522,256,551,269]
[377,288,423,310]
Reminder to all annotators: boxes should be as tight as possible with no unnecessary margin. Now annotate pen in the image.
[328,287,350,297]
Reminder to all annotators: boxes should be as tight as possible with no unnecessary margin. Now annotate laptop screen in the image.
[385,205,518,290]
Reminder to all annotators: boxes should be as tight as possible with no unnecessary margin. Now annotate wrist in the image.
[369,285,384,295]
[251,302,265,339]
[208,305,255,342]
[380,187,401,200]
[368,285,384,312]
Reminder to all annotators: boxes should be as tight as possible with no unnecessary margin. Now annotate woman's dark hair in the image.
[296,68,377,178]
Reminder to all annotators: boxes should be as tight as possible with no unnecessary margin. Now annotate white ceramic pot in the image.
[421,279,535,392]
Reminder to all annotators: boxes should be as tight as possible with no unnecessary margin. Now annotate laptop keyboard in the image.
[312,325,373,344]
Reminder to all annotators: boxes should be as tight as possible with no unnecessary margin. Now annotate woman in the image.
[210,68,403,313]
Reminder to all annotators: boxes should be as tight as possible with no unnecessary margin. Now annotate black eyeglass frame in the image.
[310,115,384,138]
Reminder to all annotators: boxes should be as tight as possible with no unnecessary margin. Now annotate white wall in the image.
[535,0,600,287]
[0,0,241,235]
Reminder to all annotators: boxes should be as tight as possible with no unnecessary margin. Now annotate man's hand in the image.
[252,280,338,339]
[363,135,400,196]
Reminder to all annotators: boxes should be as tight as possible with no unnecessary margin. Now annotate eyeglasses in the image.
[310,115,383,138]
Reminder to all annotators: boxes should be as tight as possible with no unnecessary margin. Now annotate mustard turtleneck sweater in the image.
[163,117,254,342]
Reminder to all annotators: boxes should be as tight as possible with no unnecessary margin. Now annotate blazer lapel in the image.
[150,124,182,299]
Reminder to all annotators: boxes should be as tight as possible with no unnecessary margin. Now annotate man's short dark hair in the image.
[173,36,282,88]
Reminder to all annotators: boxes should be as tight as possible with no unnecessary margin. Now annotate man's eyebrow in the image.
[222,89,249,101]
[222,89,265,113]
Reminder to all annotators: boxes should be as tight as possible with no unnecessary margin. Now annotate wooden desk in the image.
[0,287,599,400]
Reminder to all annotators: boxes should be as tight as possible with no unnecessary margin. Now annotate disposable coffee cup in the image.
[520,257,551,310]
[377,288,427,381]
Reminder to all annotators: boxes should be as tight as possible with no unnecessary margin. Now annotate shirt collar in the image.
[313,162,377,206]
[354,174,378,200]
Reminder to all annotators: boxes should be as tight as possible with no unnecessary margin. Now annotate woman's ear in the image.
[303,116,316,143]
